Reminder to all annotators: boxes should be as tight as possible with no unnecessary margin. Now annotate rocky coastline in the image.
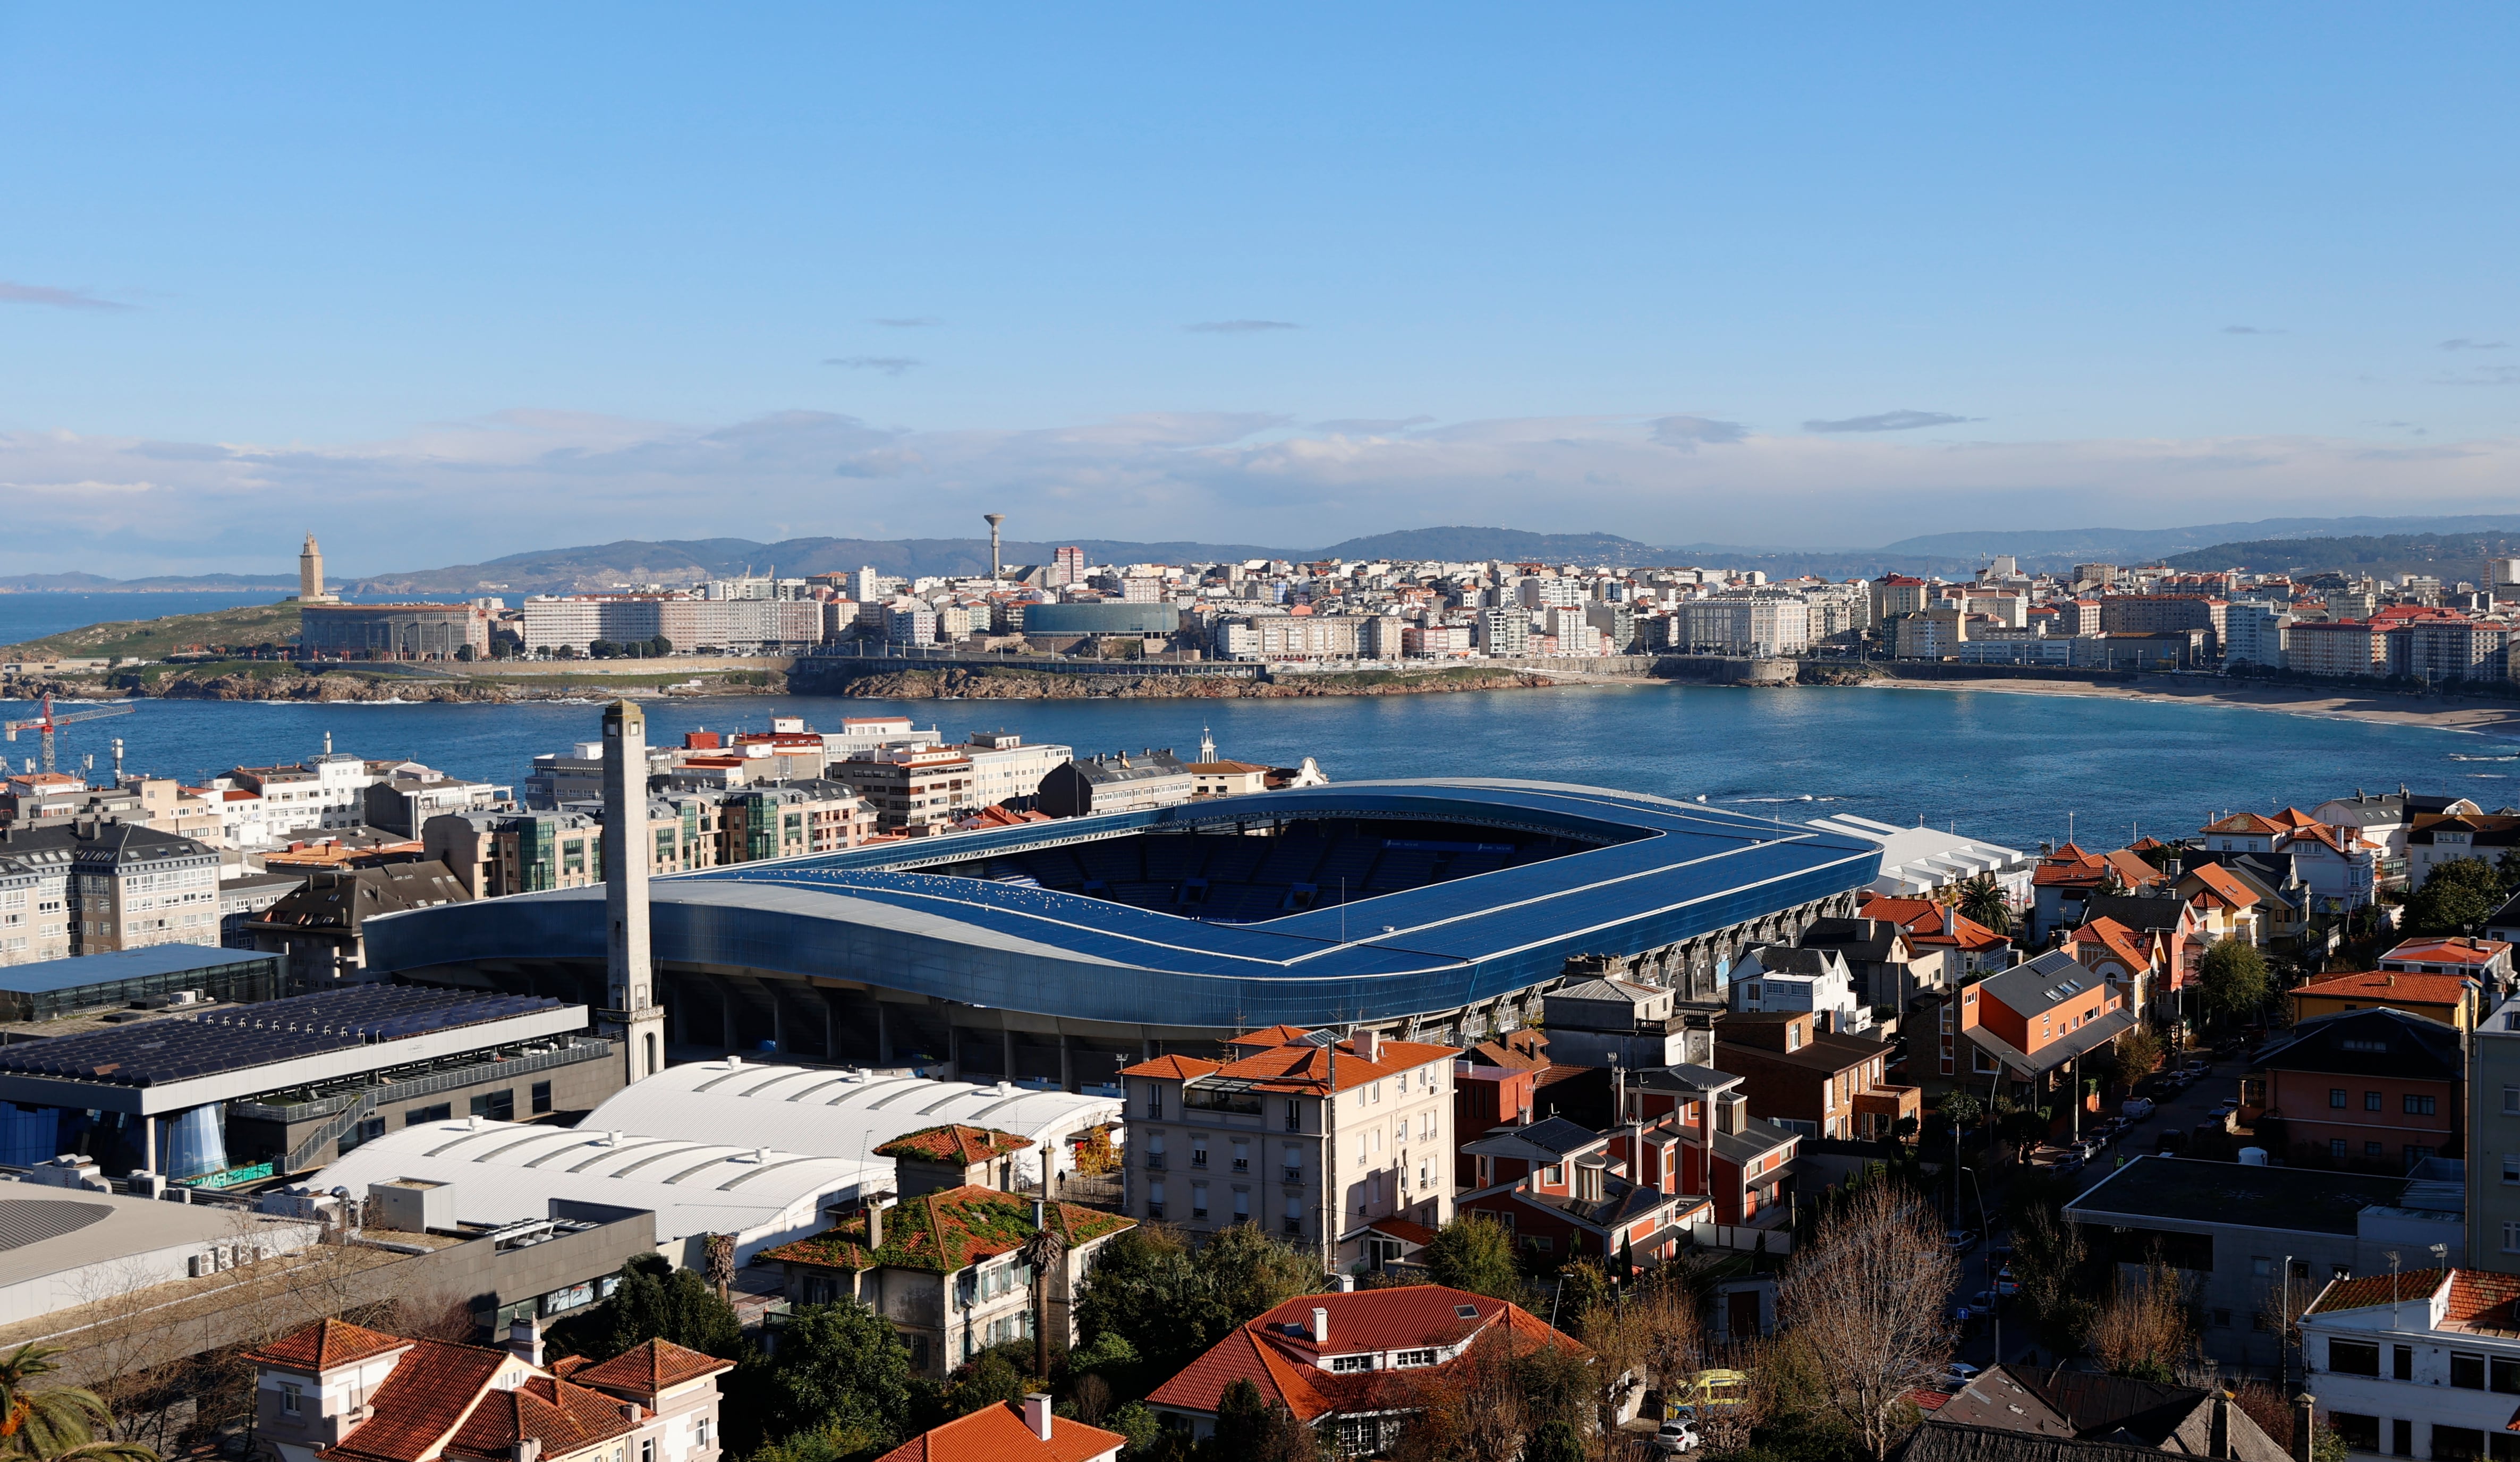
[809,666,1565,699]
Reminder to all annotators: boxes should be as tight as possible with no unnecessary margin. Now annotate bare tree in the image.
[1775,1184,1957,1460]
[2087,1259,2205,1384]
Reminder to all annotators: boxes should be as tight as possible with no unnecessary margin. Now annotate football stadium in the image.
[366,779,1879,1090]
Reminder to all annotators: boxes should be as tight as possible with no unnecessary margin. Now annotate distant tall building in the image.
[298,533,337,604]
[1055,547,1087,586]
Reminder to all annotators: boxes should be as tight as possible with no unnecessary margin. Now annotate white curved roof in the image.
[581,1060,1124,1170]
[310,1118,886,1261]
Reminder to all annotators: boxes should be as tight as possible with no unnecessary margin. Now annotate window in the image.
[1233,1140,1250,1172]
[1284,1196,1303,1237]
[1330,1355,1373,1373]
[1233,1189,1249,1219]
[2437,1427,2486,1462]
[2327,1339,2380,1376]
[2394,1418,2414,1457]
[2211,1308,2232,1328]
[2455,1354,2487,1390]
[279,1384,302,1416]
[1148,1085,1163,1120]
[1396,1348,1437,1367]
[2367,1141,2386,1159]
[2330,1415,2379,1454]
[2406,1094,2439,1116]
[2330,1088,2348,1109]
[2366,1091,2383,1111]
[697,1417,712,1450]
[1543,1164,1565,1186]
[2251,1256,2273,1277]
[2331,1138,2349,1159]
[2408,1145,2437,1164]
[642,1443,655,1462]
[2506,1085,2519,1115]
[2394,1345,2415,1381]
[1285,1099,1302,1132]
[531,1081,553,1115]
[2492,1357,2520,1395]
[1191,1137,1208,1168]
[469,1089,515,1122]
[1191,1182,1209,1220]
[2506,1156,2520,1186]
[406,1103,452,1126]
[1147,1180,1164,1220]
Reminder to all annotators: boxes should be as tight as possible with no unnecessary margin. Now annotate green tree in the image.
[1102,1402,1161,1458]
[2405,857,2507,936]
[1423,1215,1528,1304]
[2497,849,2520,896]
[765,1299,914,1448]
[1073,1224,1319,1390]
[0,1344,155,1462]
[1953,875,2012,936]
[2115,1026,2166,1083]
[1209,1379,1315,1462]
[1523,1420,1586,1462]
[593,1255,745,1361]
[945,1350,1031,1419]
[2196,940,2271,1030]
[1938,1093,1983,1133]
[1197,1223,1327,1326]
[1554,1261,1612,1331]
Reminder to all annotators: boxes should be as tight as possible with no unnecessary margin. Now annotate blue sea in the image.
[20,679,2515,854]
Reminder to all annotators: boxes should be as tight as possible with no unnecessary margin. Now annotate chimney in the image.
[1338,1273,1355,1292]
[1355,1028,1381,1063]
[507,1316,544,1367]
[512,1442,541,1462]
[1022,1392,1053,1441]
[2291,1393,2316,1462]
[865,1201,885,1250]
[2210,1391,2231,1460]
[1311,1306,1330,1344]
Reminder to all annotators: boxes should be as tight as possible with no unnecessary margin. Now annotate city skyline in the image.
[4,6,2515,575]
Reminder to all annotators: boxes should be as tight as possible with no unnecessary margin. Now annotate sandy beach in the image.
[1859,673,2520,739]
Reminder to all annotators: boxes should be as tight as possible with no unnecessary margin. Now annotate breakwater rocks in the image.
[808,665,1560,699]
[6,666,787,703]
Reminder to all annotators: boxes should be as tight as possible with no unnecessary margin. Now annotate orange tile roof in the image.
[2183,862,2261,911]
[2067,917,2152,974]
[2383,938,2511,967]
[1146,1287,1583,1422]
[760,1186,1134,1276]
[245,1318,413,1373]
[873,1125,1034,1165]
[2202,812,2288,835]
[567,1339,734,1397]
[2295,970,2474,1006]
[1119,1053,1223,1080]
[2309,1269,2449,1314]
[318,1340,509,1462]
[2447,1271,2520,1330]
[1860,896,2009,951]
[872,1401,1126,1462]
[1226,1024,1317,1049]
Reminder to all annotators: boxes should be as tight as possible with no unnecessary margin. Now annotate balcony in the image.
[1283,1168,1304,1185]
[1143,1152,1165,1170]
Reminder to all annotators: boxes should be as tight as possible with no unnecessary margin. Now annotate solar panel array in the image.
[0,986,567,1088]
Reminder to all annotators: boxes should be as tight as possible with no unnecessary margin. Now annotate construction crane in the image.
[4,693,134,776]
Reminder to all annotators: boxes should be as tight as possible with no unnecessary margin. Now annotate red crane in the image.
[4,692,133,776]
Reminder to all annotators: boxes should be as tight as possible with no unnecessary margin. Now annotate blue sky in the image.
[3,5,2516,575]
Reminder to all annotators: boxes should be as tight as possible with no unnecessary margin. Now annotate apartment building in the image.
[717,782,867,861]
[829,746,977,835]
[1121,1026,1455,1269]
[2299,1268,2520,1462]
[2289,620,2389,678]
[423,810,604,899]
[959,732,1073,809]
[2243,1008,2464,1170]
[225,752,379,834]
[2099,594,2228,657]
[0,821,225,955]
[2469,997,2520,1271]
[0,839,72,964]
[1035,750,1194,818]
[1714,1010,1916,1142]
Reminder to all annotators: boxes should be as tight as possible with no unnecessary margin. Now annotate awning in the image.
[1965,1006,2136,1079]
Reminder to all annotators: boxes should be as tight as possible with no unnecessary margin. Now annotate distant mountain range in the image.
[13,512,2520,594]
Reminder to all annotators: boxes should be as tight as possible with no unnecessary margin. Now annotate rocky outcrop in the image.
[820,666,1560,699]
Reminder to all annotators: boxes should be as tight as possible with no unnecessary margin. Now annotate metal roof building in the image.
[366,779,1878,1090]
[580,1059,1121,1184]
[308,1117,887,1264]
[0,944,289,1025]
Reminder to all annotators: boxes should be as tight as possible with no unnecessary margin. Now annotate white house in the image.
[2301,1266,2520,1462]
[1732,945,1869,1034]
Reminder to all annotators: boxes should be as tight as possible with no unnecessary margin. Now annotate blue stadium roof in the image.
[365,779,1881,1030]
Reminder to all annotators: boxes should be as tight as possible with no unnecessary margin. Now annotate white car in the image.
[1652,1420,1702,1455]
[1943,1362,1983,1390]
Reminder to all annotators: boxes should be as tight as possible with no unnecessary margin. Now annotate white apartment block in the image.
[2302,1267,2520,1462]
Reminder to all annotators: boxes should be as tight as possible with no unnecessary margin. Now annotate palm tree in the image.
[1019,1212,1067,1382]
[1954,874,2012,936]
[0,1344,155,1462]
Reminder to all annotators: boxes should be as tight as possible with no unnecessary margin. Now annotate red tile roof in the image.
[1226,1024,1318,1049]
[871,1401,1125,1462]
[1132,1027,1457,1095]
[1121,1053,1223,1081]
[568,1339,734,1398]
[760,1186,1133,1276]
[245,1318,413,1373]
[319,1340,510,1462]
[2383,937,2510,968]
[1146,1286,1584,1422]
[2183,862,2261,911]
[2067,917,2151,974]
[1859,896,2009,951]
[444,1375,634,1462]
[873,1125,1034,1164]
[2295,970,2474,1007]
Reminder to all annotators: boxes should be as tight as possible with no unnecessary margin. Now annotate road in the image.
[1944,1050,2241,1374]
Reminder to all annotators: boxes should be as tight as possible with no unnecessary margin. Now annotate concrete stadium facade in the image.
[364,780,1879,1091]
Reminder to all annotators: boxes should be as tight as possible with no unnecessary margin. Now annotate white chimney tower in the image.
[600,701,665,1084]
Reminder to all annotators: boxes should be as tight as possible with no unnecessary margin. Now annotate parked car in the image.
[1944,1228,1980,1254]
[1653,1420,1702,1455]
[2123,1098,2157,1120]
[1943,1362,1983,1390]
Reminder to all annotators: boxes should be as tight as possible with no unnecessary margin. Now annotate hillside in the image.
[2,600,301,661]
[1884,513,2520,571]
[2163,530,2520,580]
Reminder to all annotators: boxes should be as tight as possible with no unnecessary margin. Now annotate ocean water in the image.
[0,591,299,644]
[23,681,2513,853]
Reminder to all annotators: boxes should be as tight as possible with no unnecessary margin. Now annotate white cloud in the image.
[4,411,2516,577]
